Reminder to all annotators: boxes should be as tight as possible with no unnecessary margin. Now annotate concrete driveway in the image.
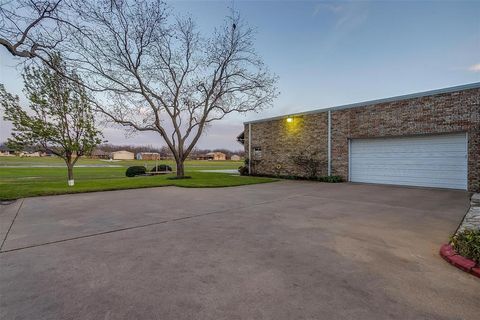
[0,181,478,320]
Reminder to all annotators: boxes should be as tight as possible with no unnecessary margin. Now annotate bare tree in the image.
[1,0,278,177]
[0,0,68,61]
[61,1,277,177]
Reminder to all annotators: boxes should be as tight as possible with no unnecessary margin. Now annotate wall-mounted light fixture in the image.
[286,117,293,123]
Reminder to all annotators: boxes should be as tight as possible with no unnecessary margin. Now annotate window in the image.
[253,147,262,159]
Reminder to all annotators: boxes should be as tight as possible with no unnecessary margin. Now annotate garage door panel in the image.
[351,168,466,180]
[350,133,467,190]
[354,173,463,185]
[352,177,465,189]
[351,164,466,171]
[351,157,465,166]
[353,144,466,153]
[352,153,465,159]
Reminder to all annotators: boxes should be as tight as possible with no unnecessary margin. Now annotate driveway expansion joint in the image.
[0,194,300,254]
[0,199,24,251]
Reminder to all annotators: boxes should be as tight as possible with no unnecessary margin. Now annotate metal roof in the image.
[244,82,480,125]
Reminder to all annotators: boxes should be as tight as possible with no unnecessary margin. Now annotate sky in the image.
[1,0,479,151]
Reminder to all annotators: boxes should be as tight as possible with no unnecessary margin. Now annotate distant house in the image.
[111,150,135,160]
[20,151,45,157]
[230,154,241,161]
[136,152,160,160]
[0,146,15,156]
[197,152,226,161]
[91,149,110,159]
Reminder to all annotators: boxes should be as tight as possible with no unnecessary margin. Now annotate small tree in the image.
[291,150,326,179]
[1,54,102,186]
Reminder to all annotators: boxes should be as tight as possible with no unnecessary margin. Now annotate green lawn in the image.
[0,157,276,200]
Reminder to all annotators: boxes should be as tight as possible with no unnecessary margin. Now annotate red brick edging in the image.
[440,244,480,278]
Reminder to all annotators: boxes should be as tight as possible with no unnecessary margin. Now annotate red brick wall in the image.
[246,87,479,191]
[244,113,328,177]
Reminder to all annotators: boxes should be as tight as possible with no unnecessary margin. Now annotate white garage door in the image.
[349,133,468,190]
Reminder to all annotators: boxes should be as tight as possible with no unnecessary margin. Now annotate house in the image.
[241,83,480,192]
[111,150,135,160]
[136,152,160,160]
[19,151,45,157]
[91,149,110,159]
[0,146,15,156]
[197,152,226,161]
[230,154,241,161]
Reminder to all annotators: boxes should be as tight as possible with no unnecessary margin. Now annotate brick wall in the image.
[245,87,480,191]
[245,112,328,177]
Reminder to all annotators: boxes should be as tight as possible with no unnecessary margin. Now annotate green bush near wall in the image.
[450,229,480,263]
[250,174,343,183]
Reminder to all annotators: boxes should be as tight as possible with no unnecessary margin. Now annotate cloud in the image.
[313,3,343,16]
[468,63,480,72]
[312,2,369,52]
[312,2,368,30]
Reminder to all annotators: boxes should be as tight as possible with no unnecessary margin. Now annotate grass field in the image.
[0,157,276,200]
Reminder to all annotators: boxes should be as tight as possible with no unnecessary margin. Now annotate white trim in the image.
[248,123,252,174]
[348,139,351,181]
[327,110,332,176]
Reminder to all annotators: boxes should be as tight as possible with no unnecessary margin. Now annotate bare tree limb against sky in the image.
[0,0,278,176]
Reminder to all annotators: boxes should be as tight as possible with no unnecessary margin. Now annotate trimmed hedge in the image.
[126,166,147,177]
[249,173,343,183]
[318,175,343,183]
[451,229,480,264]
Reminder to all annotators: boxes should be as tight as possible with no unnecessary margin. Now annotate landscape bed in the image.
[0,157,276,200]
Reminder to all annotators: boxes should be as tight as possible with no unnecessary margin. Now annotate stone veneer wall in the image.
[457,194,480,233]
[245,87,480,191]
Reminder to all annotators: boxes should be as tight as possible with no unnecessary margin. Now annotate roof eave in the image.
[244,82,480,125]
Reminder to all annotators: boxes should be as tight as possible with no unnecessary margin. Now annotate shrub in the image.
[151,164,172,172]
[238,166,249,176]
[450,229,480,263]
[125,166,147,177]
[318,175,343,183]
[247,173,343,183]
[290,150,326,179]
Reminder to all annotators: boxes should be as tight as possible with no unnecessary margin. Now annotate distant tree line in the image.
[1,141,245,159]
[95,144,244,159]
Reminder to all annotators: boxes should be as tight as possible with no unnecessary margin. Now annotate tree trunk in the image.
[176,159,185,177]
[66,161,74,186]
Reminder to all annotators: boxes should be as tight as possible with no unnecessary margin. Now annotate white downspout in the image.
[327,110,332,176]
[248,123,252,174]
